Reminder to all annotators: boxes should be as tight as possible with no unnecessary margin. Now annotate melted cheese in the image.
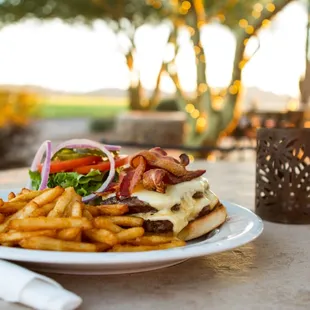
[132,177,219,234]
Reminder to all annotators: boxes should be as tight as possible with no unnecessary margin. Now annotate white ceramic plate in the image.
[0,189,263,275]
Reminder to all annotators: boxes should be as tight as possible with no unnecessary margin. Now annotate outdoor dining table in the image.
[0,161,308,310]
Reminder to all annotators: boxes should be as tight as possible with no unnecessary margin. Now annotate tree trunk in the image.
[148,62,165,109]
[187,0,293,147]
[128,82,144,110]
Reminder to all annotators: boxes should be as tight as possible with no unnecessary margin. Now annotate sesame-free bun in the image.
[177,204,227,241]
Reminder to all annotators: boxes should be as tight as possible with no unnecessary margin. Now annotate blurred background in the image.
[0,0,309,169]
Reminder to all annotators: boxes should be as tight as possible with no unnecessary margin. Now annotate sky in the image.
[0,1,307,97]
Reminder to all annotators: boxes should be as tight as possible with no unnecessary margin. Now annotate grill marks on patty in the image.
[192,191,204,199]
[143,220,174,233]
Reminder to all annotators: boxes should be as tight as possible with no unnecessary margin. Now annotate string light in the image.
[262,19,271,27]
[191,109,200,118]
[198,83,208,93]
[243,38,249,46]
[238,59,247,69]
[229,85,238,95]
[199,54,205,62]
[252,10,261,19]
[253,3,263,12]
[245,25,254,34]
[196,117,206,128]
[217,14,226,22]
[266,3,275,12]
[185,103,195,113]
[233,80,241,87]
[179,7,188,14]
[212,96,224,111]
[152,1,162,9]
[239,19,248,28]
[181,1,191,10]
[188,26,195,36]
[194,46,201,55]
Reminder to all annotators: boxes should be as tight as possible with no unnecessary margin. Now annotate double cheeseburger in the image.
[99,147,227,241]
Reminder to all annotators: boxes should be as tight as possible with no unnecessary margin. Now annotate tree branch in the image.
[187,0,213,115]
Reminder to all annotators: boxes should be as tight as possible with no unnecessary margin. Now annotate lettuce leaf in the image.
[29,170,107,197]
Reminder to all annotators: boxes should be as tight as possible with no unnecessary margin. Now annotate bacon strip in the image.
[130,148,188,177]
[118,147,206,197]
[142,168,205,193]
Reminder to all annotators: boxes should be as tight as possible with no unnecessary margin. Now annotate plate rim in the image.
[0,187,263,265]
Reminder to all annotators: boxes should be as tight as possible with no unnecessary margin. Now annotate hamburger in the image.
[99,147,227,241]
[28,140,227,241]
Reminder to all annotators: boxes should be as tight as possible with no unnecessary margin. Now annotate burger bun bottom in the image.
[177,204,227,241]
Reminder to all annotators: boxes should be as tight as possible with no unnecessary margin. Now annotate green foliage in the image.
[156,98,180,112]
[0,0,170,26]
[204,0,268,29]
[89,117,115,132]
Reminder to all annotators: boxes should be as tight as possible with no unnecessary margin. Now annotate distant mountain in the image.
[243,87,293,112]
[0,84,296,112]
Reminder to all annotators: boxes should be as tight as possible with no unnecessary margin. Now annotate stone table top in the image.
[0,162,309,310]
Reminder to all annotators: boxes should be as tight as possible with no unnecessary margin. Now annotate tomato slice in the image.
[38,156,102,174]
[73,155,128,174]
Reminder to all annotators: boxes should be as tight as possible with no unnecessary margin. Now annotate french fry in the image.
[21,188,31,194]
[19,236,97,252]
[0,230,56,243]
[110,240,186,252]
[57,228,81,241]
[71,201,82,218]
[97,204,129,216]
[93,217,123,233]
[127,235,175,246]
[84,205,100,217]
[32,187,64,207]
[0,201,39,233]
[10,190,46,202]
[9,217,92,231]
[82,209,93,221]
[2,242,15,247]
[31,202,56,217]
[105,216,144,227]
[74,231,82,242]
[84,229,118,246]
[48,187,74,217]
[63,192,81,217]
[8,192,16,200]
[0,187,188,252]
[117,227,144,243]
[95,243,112,252]
[0,201,27,215]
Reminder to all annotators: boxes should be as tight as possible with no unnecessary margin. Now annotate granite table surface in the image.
[0,161,309,310]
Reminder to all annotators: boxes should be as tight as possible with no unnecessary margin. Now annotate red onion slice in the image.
[52,139,116,202]
[54,139,121,153]
[39,141,52,190]
[27,140,52,190]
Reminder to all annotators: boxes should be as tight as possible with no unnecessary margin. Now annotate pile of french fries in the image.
[0,187,185,252]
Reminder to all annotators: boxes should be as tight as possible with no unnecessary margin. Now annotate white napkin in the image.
[0,260,82,310]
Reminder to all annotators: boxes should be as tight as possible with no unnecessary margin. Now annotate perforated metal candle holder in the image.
[255,128,310,224]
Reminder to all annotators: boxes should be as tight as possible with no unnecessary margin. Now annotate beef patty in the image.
[101,195,219,233]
